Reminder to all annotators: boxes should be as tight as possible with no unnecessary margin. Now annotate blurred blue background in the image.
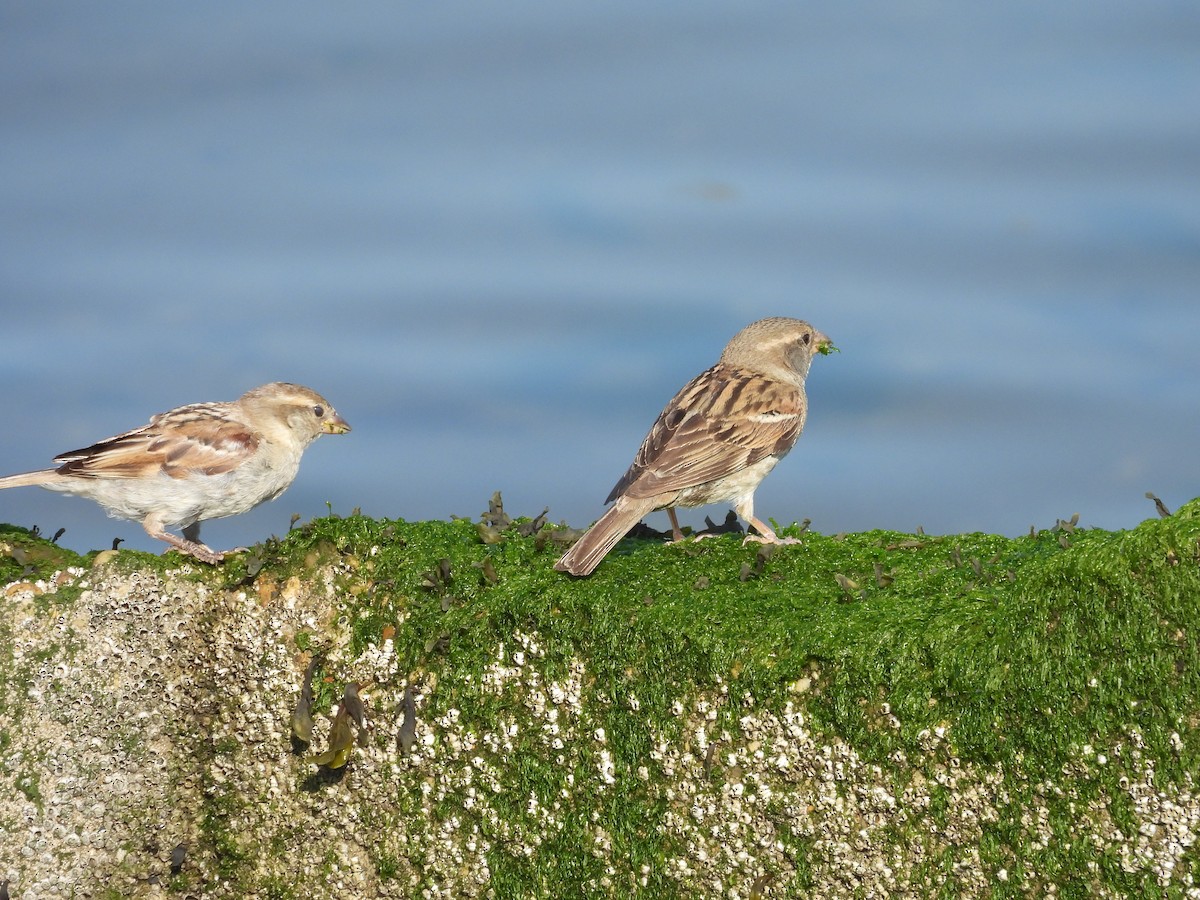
[2,2,1198,558]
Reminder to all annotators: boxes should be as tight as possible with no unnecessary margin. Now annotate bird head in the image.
[721,318,834,384]
[240,383,351,444]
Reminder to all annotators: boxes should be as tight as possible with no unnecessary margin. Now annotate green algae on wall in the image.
[1,499,1199,897]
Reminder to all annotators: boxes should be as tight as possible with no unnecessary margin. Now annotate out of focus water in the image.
[2,2,1198,558]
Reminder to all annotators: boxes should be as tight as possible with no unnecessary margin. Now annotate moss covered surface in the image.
[2,499,1200,897]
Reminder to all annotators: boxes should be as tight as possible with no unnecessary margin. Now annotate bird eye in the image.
[313,405,325,418]
[801,333,812,345]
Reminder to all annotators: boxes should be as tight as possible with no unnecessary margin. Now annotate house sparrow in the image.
[0,382,349,563]
[555,317,832,576]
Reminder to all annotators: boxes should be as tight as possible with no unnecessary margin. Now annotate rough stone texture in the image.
[2,560,1198,898]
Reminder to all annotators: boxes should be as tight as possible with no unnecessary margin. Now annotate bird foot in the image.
[163,538,225,565]
[661,532,708,544]
[742,534,803,547]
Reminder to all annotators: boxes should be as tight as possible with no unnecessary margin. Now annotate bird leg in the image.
[144,516,224,564]
[665,507,720,543]
[666,507,686,542]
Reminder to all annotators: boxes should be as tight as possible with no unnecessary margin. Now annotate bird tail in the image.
[0,470,59,490]
[555,496,657,577]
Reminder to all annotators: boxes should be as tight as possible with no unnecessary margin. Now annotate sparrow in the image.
[555,317,832,576]
[0,382,350,564]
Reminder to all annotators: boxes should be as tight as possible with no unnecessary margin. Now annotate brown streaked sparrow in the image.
[555,317,832,576]
[0,382,350,563]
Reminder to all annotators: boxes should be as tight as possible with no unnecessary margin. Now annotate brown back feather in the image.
[607,365,805,503]
[54,404,258,479]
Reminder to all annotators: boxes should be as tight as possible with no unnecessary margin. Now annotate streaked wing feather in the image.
[54,403,258,479]
[610,366,804,501]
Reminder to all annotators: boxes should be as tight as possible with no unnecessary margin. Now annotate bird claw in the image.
[190,547,225,565]
[742,534,803,546]
[662,532,717,544]
[162,539,224,565]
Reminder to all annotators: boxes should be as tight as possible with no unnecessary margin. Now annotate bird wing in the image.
[607,365,806,502]
[53,402,259,480]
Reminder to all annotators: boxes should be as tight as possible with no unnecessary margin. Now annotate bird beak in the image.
[322,414,351,435]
